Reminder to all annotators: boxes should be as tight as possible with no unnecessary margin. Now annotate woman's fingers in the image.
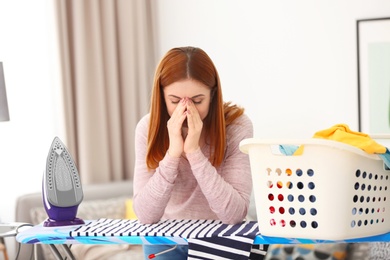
[184,100,202,153]
[168,99,187,128]
[186,101,202,131]
[166,98,187,157]
[169,99,186,125]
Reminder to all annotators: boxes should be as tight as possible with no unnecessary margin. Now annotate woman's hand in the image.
[166,98,187,157]
[184,99,203,154]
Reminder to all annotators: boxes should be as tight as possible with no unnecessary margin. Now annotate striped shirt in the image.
[70,218,268,259]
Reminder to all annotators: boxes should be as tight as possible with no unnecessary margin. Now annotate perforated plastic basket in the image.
[240,138,390,240]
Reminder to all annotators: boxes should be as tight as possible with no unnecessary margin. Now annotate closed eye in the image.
[191,94,205,105]
[192,98,203,104]
[169,98,181,104]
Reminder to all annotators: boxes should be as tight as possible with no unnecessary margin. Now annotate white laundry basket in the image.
[240,138,390,240]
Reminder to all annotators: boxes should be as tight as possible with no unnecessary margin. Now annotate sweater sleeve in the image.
[186,114,254,224]
[132,115,180,224]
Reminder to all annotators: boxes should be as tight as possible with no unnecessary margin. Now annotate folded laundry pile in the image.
[279,124,390,169]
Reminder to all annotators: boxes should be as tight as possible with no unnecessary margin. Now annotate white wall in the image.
[0,0,62,258]
[154,0,390,139]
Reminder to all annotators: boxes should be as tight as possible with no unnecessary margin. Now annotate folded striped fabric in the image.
[188,236,268,259]
[70,218,268,259]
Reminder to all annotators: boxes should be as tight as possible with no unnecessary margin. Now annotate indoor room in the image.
[1,0,390,259]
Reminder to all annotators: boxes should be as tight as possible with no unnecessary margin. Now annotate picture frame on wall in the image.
[357,17,390,139]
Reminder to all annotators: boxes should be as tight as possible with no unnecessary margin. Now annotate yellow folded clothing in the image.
[313,124,386,154]
[292,124,386,156]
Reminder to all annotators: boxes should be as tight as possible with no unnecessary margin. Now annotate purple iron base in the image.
[43,203,84,227]
[43,217,85,227]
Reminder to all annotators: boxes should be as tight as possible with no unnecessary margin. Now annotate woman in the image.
[133,46,253,259]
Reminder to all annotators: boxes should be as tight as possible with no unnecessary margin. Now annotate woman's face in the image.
[163,79,212,121]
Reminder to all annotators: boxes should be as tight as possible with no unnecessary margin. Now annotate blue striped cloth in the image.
[70,218,268,259]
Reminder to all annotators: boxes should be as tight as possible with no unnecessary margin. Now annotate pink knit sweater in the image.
[133,113,253,224]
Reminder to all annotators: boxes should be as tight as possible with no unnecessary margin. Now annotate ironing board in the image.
[16,223,390,245]
[15,218,390,260]
[16,218,390,245]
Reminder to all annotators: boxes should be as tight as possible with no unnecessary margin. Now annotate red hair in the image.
[147,47,243,169]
